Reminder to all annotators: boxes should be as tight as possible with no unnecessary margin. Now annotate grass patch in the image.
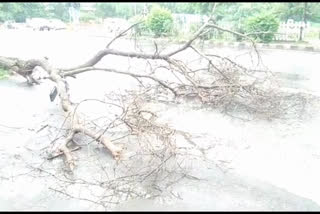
[304,29,320,41]
[0,67,9,80]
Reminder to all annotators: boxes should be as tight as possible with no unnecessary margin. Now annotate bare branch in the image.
[47,146,81,160]
[209,2,218,21]
[63,67,178,97]
[61,49,169,72]
[189,46,230,81]
[207,23,251,41]
[106,21,144,49]
[206,23,262,64]
[61,21,211,72]
[245,31,277,36]
[166,21,210,57]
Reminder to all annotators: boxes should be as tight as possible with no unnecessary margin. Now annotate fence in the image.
[173,14,311,42]
[274,19,310,41]
[173,13,209,34]
[173,14,235,40]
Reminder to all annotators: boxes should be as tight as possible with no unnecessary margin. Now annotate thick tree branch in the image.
[61,21,211,72]
[63,67,178,97]
[166,21,210,57]
[61,49,169,72]
[0,56,123,170]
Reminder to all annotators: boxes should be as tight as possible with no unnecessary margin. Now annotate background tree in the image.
[0,3,47,22]
[146,5,174,37]
[244,12,280,43]
[47,3,69,22]
[95,3,145,19]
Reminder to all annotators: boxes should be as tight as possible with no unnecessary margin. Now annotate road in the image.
[0,29,320,211]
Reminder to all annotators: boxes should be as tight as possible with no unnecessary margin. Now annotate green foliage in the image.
[0,67,9,80]
[0,3,70,23]
[146,6,173,37]
[274,3,320,23]
[0,3,47,22]
[307,3,320,23]
[276,3,305,22]
[80,11,96,23]
[46,3,69,22]
[159,3,215,15]
[114,3,137,19]
[1,3,320,27]
[244,12,279,43]
[189,3,215,15]
[95,3,117,18]
[95,3,142,19]
[159,3,320,27]
[129,15,149,36]
[23,3,47,19]
[189,22,202,34]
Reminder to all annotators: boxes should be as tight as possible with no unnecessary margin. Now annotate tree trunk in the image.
[299,2,307,41]
[303,2,307,24]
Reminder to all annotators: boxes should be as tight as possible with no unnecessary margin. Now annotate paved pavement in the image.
[208,41,320,52]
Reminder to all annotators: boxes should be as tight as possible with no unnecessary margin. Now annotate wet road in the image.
[1,29,320,211]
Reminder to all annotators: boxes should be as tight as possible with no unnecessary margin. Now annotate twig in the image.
[36,124,48,133]
[47,146,81,160]
[106,21,144,49]
[63,67,178,97]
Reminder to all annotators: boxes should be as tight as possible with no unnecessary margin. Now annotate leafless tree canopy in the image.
[0,19,317,209]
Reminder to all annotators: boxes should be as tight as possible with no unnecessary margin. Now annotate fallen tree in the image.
[0,18,316,174]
